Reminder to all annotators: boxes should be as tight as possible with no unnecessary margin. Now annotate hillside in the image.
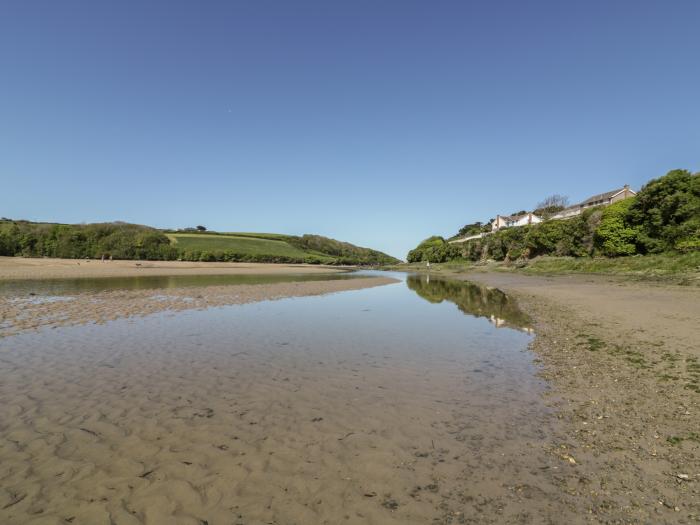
[166,233,317,259]
[407,169,699,264]
[0,221,399,266]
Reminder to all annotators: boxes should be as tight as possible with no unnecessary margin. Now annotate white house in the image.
[491,212,542,232]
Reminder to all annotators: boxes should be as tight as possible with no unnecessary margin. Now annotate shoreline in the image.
[424,269,700,522]
[0,256,349,281]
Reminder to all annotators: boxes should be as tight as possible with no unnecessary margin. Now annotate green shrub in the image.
[594,199,639,256]
[407,236,462,263]
[627,169,700,253]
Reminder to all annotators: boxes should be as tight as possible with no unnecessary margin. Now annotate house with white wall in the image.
[491,212,542,232]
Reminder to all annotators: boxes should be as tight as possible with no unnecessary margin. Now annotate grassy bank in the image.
[386,252,700,284]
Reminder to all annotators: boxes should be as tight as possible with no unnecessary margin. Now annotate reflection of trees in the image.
[405,275,532,332]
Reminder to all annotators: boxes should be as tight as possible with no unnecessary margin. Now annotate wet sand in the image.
[0,275,570,524]
[455,272,700,523]
[0,277,397,338]
[0,257,345,281]
[3,266,697,523]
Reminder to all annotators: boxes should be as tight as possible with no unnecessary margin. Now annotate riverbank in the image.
[389,252,700,285]
[431,270,700,523]
[0,276,398,338]
[0,256,346,281]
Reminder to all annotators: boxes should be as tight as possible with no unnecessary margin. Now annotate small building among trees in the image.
[551,185,636,220]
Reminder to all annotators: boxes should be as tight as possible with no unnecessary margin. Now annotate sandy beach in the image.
[0,257,346,281]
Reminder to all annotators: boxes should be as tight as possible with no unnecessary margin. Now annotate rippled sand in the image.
[0,278,570,524]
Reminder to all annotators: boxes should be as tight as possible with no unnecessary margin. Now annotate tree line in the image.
[0,221,399,265]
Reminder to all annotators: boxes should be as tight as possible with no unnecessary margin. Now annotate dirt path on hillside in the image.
[457,271,700,523]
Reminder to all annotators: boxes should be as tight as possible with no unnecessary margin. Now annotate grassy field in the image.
[166,233,331,260]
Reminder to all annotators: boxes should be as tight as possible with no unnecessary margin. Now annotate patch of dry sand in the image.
[0,257,345,281]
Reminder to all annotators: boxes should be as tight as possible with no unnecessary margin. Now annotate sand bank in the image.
[0,277,398,337]
[0,257,345,281]
[454,271,700,523]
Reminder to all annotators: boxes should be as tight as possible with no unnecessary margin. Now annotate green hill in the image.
[407,169,699,263]
[166,233,316,259]
[164,231,397,264]
[0,220,398,265]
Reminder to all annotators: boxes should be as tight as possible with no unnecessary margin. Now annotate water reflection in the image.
[405,274,533,333]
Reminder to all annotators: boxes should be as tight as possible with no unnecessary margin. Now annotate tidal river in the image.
[0,272,562,525]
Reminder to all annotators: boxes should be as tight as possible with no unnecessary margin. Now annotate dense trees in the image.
[407,236,461,263]
[408,169,699,262]
[0,222,177,260]
[289,234,399,265]
[626,169,699,253]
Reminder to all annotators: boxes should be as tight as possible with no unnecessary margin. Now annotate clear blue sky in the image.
[2,1,698,259]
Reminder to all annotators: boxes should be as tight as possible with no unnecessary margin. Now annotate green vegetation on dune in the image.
[0,221,398,266]
[407,169,700,274]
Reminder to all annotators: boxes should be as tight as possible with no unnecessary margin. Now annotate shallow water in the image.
[0,272,558,524]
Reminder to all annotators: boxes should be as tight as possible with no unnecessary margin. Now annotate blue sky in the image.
[1,1,698,259]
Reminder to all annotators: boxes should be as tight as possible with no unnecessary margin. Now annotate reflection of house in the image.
[489,315,534,334]
[551,185,636,220]
[491,212,542,232]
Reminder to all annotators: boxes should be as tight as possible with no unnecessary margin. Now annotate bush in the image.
[594,199,639,256]
[627,169,700,253]
[407,236,462,263]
